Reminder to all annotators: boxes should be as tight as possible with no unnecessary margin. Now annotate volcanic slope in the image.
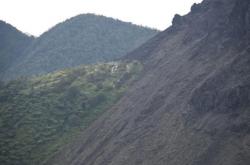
[48,0,250,165]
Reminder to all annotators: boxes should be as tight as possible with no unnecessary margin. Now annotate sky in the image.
[0,0,202,36]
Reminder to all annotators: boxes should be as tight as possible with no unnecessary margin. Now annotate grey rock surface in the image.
[47,0,250,164]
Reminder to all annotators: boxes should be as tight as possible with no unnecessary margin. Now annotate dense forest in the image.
[0,21,34,79]
[0,61,142,164]
[2,14,158,80]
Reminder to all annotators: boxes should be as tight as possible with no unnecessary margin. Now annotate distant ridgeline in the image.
[0,61,142,165]
[0,14,158,80]
[0,20,34,79]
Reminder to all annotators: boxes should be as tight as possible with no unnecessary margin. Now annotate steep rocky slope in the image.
[48,0,250,165]
[2,14,158,80]
[0,21,34,78]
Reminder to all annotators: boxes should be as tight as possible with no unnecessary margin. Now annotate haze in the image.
[0,0,202,36]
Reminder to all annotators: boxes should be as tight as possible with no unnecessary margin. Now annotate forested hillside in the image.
[0,21,34,78]
[2,14,158,80]
[0,61,142,165]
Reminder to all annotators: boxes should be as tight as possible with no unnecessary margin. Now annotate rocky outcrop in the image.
[47,0,250,165]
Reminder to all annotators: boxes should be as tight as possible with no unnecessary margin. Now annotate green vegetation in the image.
[3,14,158,80]
[0,20,34,79]
[0,61,142,165]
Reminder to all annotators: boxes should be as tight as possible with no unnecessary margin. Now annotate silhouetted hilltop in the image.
[0,21,34,78]
[2,14,158,80]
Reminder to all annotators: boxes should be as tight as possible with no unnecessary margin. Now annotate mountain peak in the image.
[1,15,158,80]
[0,20,34,76]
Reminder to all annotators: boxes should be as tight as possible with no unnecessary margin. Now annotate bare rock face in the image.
[48,0,250,165]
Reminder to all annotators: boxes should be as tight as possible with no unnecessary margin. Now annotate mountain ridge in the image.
[2,14,158,80]
[47,0,250,164]
[0,20,34,79]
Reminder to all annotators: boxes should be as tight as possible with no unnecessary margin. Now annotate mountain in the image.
[46,0,250,165]
[2,14,158,80]
[0,61,142,164]
[0,21,34,78]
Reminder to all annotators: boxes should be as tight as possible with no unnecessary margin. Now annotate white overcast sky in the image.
[0,0,202,36]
